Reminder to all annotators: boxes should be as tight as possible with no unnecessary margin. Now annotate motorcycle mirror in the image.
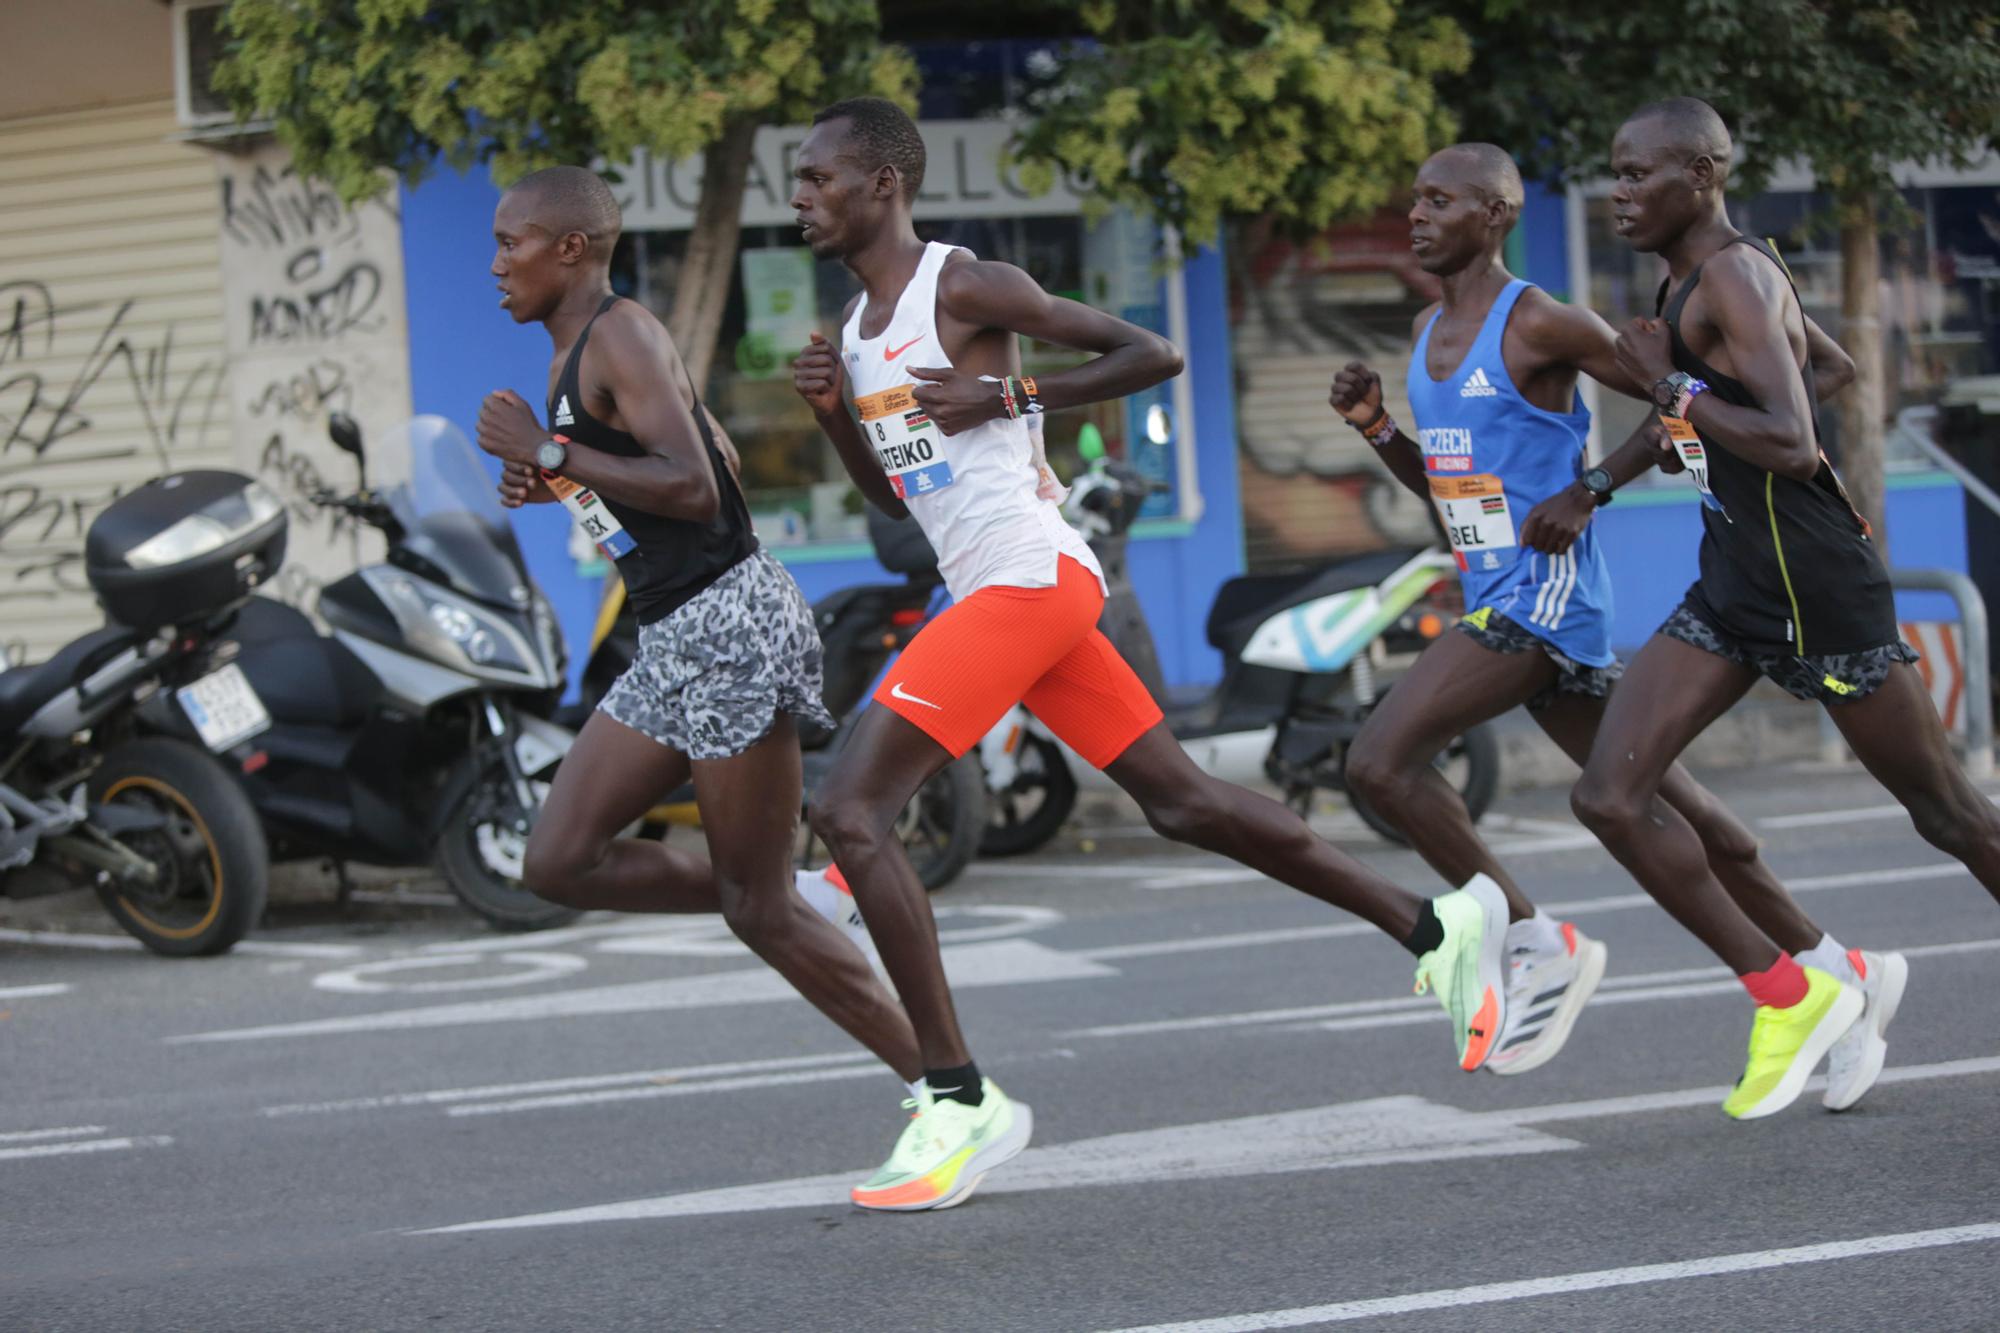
[1145,403,1173,446]
[327,413,367,488]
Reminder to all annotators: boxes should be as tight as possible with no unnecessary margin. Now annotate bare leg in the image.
[522,710,723,913]
[809,705,971,1069]
[1532,694,1823,954]
[1570,634,1784,974]
[1344,628,1561,919]
[1103,722,1425,941]
[692,715,921,1082]
[1829,662,2000,905]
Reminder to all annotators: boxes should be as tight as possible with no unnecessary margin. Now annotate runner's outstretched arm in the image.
[1328,359,1429,500]
[793,323,908,519]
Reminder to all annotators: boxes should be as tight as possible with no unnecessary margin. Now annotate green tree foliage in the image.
[1007,0,1472,246]
[216,0,916,204]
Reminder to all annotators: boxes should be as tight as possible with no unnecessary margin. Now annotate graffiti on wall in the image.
[0,278,228,660]
[218,150,412,606]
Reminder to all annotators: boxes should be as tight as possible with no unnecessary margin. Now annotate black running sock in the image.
[924,1062,984,1107]
[1402,900,1444,958]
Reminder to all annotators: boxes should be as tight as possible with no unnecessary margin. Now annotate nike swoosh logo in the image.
[884,336,923,361]
[890,681,943,710]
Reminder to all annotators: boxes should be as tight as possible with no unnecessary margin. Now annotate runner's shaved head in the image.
[1625,97,1734,183]
[505,165,623,253]
[1431,143,1524,212]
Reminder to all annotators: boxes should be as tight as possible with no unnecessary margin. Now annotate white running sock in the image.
[1504,908,1565,955]
[1797,933,1857,982]
[904,1079,926,1103]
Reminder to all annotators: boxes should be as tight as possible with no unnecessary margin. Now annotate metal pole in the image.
[1890,565,1994,779]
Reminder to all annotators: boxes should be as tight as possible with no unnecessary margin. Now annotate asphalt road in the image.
[5,762,2000,1332]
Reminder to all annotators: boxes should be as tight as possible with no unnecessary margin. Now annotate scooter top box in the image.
[86,471,288,632]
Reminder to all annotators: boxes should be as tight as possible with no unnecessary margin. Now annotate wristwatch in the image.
[1580,466,1615,507]
[534,438,568,472]
[1651,371,1697,414]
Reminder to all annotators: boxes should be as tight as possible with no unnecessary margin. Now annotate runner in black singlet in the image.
[1574,98,2000,1119]
[474,165,924,1104]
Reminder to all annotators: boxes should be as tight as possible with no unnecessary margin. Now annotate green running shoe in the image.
[1412,874,1510,1071]
[851,1079,1033,1212]
[1723,966,1862,1120]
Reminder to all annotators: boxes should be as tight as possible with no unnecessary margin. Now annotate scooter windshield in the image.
[370,416,531,608]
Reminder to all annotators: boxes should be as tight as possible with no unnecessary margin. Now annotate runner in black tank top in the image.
[1657,236,1897,658]
[1573,99,2000,1123]
[547,294,757,624]
[475,165,926,1111]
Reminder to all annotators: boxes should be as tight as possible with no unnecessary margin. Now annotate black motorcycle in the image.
[0,472,279,955]
[562,505,987,892]
[222,414,577,930]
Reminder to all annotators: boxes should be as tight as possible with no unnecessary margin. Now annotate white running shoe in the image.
[1822,948,1909,1111]
[797,863,872,957]
[1485,920,1608,1077]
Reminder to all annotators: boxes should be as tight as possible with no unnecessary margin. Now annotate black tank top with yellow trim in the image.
[548,296,757,624]
[1657,237,1895,656]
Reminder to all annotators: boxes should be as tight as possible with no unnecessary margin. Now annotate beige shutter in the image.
[0,99,230,666]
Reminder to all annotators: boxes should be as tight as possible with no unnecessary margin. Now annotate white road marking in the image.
[1761,795,1999,830]
[1074,935,2000,1039]
[0,928,362,959]
[449,1063,893,1116]
[0,1125,104,1144]
[413,1054,2000,1235]
[0,1135,173,1162]
[0,982,69,999]
[261,1049,886,1117]
[1094,1223,2000,1331]
[171,939,1116,1044]
[312,951,588,995]
[413,1096,1577,1233]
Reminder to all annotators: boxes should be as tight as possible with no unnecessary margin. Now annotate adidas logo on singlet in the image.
[554,395,574,427]
[1460,368,1497,398]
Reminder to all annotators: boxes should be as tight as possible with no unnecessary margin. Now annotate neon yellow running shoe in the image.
[851,1079,1033,1212]
[1412,874,1510,1071]
[1723,967,1863,1120]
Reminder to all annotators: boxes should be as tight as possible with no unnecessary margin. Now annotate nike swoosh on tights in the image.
[890,681,943,710]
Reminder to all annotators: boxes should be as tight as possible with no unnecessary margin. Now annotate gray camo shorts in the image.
[1660,598,1918,707]
[598,549,837,760]
[1457,607,1623,712]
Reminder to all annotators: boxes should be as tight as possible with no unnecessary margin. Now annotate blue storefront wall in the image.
[400,163,1248,698]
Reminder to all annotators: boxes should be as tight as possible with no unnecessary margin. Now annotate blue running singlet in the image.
[1404,280,1614,668]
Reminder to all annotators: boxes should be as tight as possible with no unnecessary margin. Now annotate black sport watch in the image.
[1651,371,1695,414]
[1580,466,1615,507]
[534,438,568,473]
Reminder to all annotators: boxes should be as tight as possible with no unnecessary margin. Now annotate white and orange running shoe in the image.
[1486,918,1608,1077]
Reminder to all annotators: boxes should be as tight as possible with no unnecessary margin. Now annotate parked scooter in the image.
[559,504,987,892]
[981,441,1496,855]
[221,414,577,930]
[0,471,279,954]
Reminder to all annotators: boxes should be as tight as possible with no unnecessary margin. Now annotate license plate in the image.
[176,664,270,752]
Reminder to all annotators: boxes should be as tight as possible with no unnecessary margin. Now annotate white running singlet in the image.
[841,242,1104,600]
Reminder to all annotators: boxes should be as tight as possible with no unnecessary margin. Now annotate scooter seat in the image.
[0,625,141,734]
[1205,547,1429,657]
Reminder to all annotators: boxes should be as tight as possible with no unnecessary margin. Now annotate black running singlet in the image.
[547,296,757,624]
[1657,237,1896,656]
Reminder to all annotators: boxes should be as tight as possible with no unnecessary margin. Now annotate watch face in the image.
[535,440,566,470]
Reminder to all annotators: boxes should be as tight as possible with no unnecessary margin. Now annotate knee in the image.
[1570,772,1645,841]
[520,828,598,905]
[1682,792,1762,867]
[719,880,793,950]
[1904,786,1994,856]
[808,789,890,857]
[1344,743,1412,813]
[1142,780,1233,850]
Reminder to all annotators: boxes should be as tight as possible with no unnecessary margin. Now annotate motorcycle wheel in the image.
[1346,721,1501,846]
[979,731,1077,858]
[435,756,581,931]
[87,737,268,957]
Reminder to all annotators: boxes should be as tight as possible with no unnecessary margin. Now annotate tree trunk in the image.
[668,114,760,392]
[1836,194,1888,561]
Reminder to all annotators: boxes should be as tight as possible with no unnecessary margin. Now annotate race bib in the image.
[542,468,635,560]
[855,384,954,499]
[1660,412,1728,519]
[1429,473,1516,572]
